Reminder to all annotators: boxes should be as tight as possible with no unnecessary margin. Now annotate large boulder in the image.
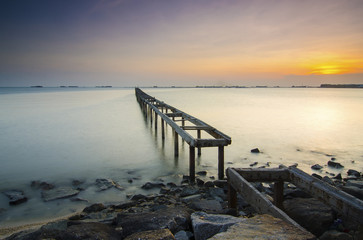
[283,198,335,237]
[115,206,191,237]
[209,214,315,240]
[191,212,244,240]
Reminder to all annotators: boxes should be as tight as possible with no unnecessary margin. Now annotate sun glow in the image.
[311,65,343,75]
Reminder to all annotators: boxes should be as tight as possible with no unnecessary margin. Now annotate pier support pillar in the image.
[218,146,224,180]
[273,181,284,209]
[154,112,158,130]
[189,146,195,183]
[197,130,201,156]
[174,131,179,157]
[161,119,165,139]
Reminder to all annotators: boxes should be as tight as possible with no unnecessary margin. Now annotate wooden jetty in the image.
[135,88,231,182]
[227,166,363,229]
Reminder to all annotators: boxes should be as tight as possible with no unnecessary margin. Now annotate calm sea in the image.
[0,87,362,227]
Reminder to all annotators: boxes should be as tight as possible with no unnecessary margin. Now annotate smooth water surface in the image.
[0,87,362,228]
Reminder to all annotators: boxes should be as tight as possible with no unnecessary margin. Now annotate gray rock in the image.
[328,161,344,168]
[249,162,258,167]
[181,194,202,203]
[130,194,147,201]
[2,190,27,205]
[180,186,199,197]
[141,182,165,190]
[345,180,363,189]
[319,230,353,240]
[41,187,80,202]
[189,199,223,213]
[340,185,363,200]
[191,212,244,240]
[347,169,360,177]
[115,206,191,237]
[322,176,335,186]
[95,178,124,191]
[312,173,323,180]
[124,229,175,240]
[311,164,323,170]
[196,171,207,176]
[250,148,260,153]
[204,181,215,188]
[83,203,106,213]
[208,214,315,240]
[283,197,334,237]
[30,181,54,190]
[174,230,193,240]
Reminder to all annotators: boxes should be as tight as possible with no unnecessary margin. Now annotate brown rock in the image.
[124,229,175,240]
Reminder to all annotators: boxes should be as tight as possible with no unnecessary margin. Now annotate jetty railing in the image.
[227,166,363,227]
[135,88,231,182]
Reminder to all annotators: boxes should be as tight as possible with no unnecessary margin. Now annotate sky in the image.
[1,0,363,87]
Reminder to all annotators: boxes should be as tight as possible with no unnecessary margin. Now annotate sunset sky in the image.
[1,0,362,87]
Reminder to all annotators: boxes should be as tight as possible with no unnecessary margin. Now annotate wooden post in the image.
[189,146,195,183]
[154,111,158,130]
[182,117,185,127]
[197,130,201,156]
[161,119,165,139]
[150,107,153,123]
[174,131,179,157]
[218,146,224,180]
[228,182,237,209]
[274,181,284,209]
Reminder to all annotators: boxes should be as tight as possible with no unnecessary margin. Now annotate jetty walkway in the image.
[135,88,231,182]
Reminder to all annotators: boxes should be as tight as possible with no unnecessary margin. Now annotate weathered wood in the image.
[174,131,179,157]
[181,126,213,130]
[234,168,290,182]
[288,167,363,224]
[161,119,165,139]
[273,181,284,209]
[227,168,306,231]
[218,146,224,180]
[189,146,195,183]
[154,111,158,130]
[197,130,201,156]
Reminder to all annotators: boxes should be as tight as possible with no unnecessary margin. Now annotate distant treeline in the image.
[320,84,363,88]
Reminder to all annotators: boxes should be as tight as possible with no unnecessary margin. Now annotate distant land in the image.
[320,84,363,88]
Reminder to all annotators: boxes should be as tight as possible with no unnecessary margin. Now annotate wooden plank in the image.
[288,167,363,224]
[227,168,307,232]
[181,126,213,130]
[195,139,229,147]
[234,168,290,182]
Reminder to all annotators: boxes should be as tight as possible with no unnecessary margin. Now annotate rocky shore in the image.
[2,165,363,240]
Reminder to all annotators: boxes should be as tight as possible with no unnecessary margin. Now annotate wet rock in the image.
[312,173,323,180]
[204,181,215,188]
[71,179,83,186]
[70,197,88,202]
[95,178,124,191]
[196,178,204,187]
[189,199,223,213]
[249,162,258,167]
[181,194,202,203]
[124,229,175,240]
[331,157,336,161]
[2,190,27,205]
[311,164,323,170]
[250,148,260,153]
[141,182,165,190]
[180,186,199,197]
[347,169,360,177]
[322,176,335,186]
[167,182,178,188]
[41,187,80,202]
[284,188,311,199]
[196,171,207,176]
[340,186,363,200]
[319,230,353,240]
[191,212,244,240]
[327,161,344,168]
[213,180,227,189]
[283,197,334,237]
[209,214,315,240]
[30,181,54,190]
[345,180,363,189]
[115,206,191,237]
[174,230,193,240]
[83,203,106,213]
[130,194,148,201]
[333,173,342,180]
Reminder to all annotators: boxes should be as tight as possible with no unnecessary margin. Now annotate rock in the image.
[115,206,191,237]
[283,197,334,237]
[319,230,353,240]
[2,190,27,205]
[189,199,223,213]
[340,186,363,200]
[95,178,124,191]
[322,176,335,186]
[180,186,199,197]
[204,181,215,188]
[284,188,311,199]
[124,229,175,240]
[71,179,83,186]
[347,169,360,177]
[333,173,342,180]
[312,173,322,180]
[174,230,193,240]
[191,212,244,240]
[213,180,227,189]
[30,181,54,190]
[249,162,258,167]
[327,161,344,168]
[70,197,88,202]
[208,214,315,240]
[208,188,227,201]
[130,194,148,201]
[311,164,323,170]
[141,182,165,190]
[41,187,80,202]
[250,148,260,153]
[331,157,336,161]
[181,194,202,203]
[83,203,106,213]
[196,171,207,176]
